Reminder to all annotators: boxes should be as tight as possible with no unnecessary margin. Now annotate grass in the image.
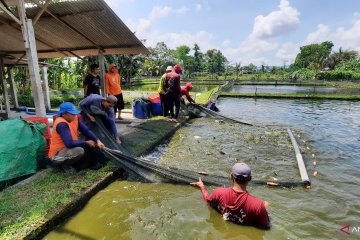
[0,165,117,240]
[0,116,184,240]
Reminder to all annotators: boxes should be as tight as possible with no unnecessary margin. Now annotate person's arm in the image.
[57,122,86,148]
[185,92,195,103]
[83,76,89,96]
[190,177,213,204]
[78,121,98,141]
[107,108,118,137]
[256,202,271,230]
[78,121,105,148]
[79,95,95,121]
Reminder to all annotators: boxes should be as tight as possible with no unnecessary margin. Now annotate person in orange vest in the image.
[48,102,105,173]
[105,64,124,120]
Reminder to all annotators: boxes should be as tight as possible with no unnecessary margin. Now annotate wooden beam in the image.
[98,50,106,97]
[7,68,19,108]
[18,0,46,116]
[33,0,52,26]
[41,66,51,110]
[0,1,21,24]
[0,57,10,119]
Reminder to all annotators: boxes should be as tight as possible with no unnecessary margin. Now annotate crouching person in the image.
[79,94,121,145]
[48,102,105,173]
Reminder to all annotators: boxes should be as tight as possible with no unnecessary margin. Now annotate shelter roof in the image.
[0,0,149,63]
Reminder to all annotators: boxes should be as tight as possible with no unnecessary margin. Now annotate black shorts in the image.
[114,93,124,111]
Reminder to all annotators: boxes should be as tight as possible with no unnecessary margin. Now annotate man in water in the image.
[190,163,270,229]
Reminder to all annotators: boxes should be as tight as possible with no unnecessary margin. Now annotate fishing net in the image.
[84,112,303,188]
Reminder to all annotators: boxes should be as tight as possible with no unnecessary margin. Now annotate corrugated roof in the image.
[0,0,149,61]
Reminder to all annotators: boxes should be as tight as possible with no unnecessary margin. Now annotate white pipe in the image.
[287,128,311,185]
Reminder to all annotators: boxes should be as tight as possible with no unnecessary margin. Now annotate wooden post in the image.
[98,50,106,97]
[8,68,19,109]
[0,58,10,119]
[18,0,46,116]
[41,66,51,110]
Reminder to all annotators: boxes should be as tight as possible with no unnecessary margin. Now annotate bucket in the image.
[24,117,51,156]
[151,102,162,116]
[148,93,161,103]
[132,98,151,119]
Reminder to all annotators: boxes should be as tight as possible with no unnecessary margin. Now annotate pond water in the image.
[44,98,360,240]
[230,85,360,95]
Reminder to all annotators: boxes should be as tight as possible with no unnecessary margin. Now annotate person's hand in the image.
[88,114,96,122]
[86,140,96,148]
[96,140,105,149]
[264,201,269,209]
[115,137,122,145]
[190,177,204,188]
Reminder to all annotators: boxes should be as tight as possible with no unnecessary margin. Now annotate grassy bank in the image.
[0,117,186,240]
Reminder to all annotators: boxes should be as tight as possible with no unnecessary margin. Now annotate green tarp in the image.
[0,118,46,187]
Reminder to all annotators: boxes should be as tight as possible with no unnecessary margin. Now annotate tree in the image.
[193,43,204,72]
[294,41,334,70]
[205,49,227,75]
[325,47,359,70]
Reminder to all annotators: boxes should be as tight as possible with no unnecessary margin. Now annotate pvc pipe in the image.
[287,128,311,186]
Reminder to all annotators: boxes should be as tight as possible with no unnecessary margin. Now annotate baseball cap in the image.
[232,163,251,179]
[173,64,183,74]
[166,66,173,71]
[106,95,118,104]
[58,102,80,116]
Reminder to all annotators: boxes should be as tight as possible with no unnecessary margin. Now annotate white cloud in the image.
[221,40,231,47]
[144,30,215,50]
[149,6,172,21]
[251,0,300,39]
[276,42,299,63]
[195,4,203,12]
[176,7,190,14]
[335,14,360,50]
[303,24,330,44]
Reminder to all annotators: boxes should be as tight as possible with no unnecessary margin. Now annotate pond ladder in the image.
[287,128,311,186]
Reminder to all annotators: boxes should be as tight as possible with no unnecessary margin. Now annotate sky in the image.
[104,0,360,66]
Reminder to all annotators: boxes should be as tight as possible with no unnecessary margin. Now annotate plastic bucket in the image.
[132,99,151,119]
[151,102,162,116]
[148,93,161,103]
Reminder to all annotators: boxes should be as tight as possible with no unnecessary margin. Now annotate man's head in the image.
[231,163,252,184]
[109,63,117,73]
[58,102,80,122]
[173,64,183,74]
[102,95,117,109]
[166,66,173,73]
[90,64,100,75]
[185,82,193,90]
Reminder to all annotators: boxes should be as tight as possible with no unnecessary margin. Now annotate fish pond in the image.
[45,98,360,240]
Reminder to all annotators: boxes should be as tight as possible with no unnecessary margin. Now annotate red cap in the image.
[173,64,183,74]
[186,82,193,89]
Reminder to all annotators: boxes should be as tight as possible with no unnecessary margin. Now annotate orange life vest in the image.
[48,116,79,158]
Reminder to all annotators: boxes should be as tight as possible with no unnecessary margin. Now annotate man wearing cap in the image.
[191,163,270,229]
[48,102,105,172]
[79,94,121,144]
[180,82,196,104]
[158,66,173,117]
[165,64,183,121]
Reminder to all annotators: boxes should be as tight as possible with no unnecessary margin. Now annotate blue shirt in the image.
[79,94,117,137]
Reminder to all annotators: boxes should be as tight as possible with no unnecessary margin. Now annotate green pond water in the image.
[44,98,360,240]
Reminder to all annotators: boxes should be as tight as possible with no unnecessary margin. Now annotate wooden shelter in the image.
[0,0,148,118]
